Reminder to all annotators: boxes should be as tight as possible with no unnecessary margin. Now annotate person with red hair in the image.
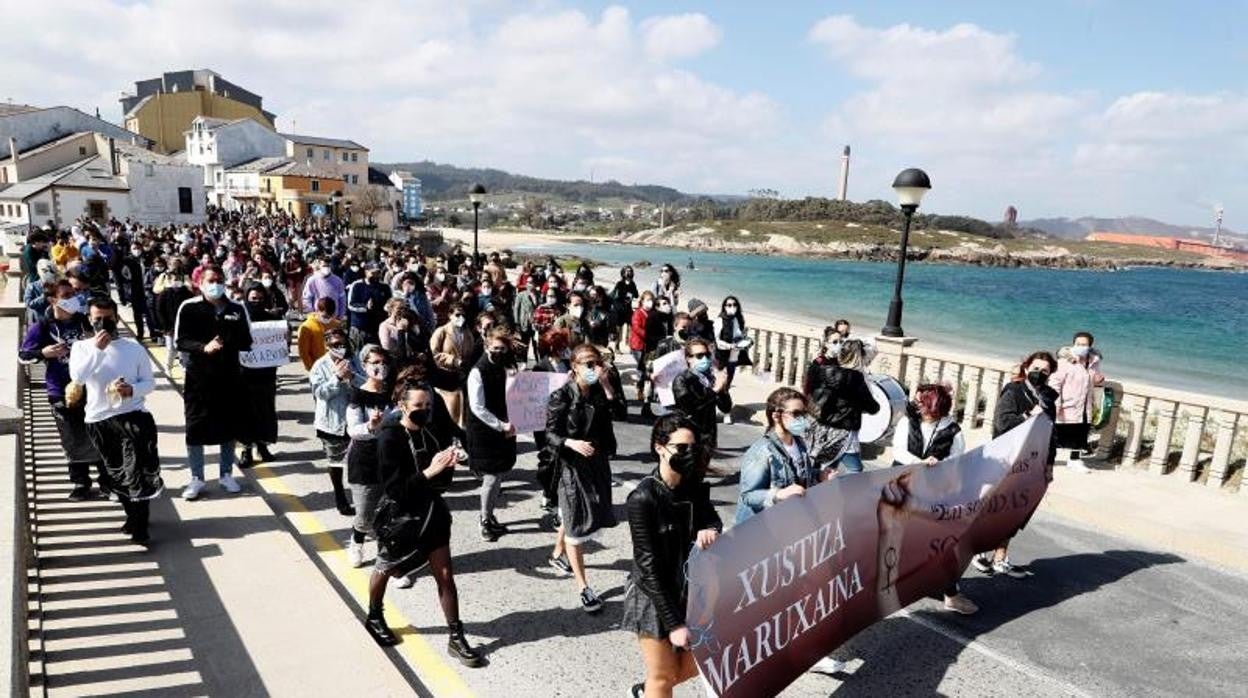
[890,381,976,615]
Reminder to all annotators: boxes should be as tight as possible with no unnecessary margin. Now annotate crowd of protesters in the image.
[15,209,1102,695]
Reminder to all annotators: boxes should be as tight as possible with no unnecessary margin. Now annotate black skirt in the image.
[1054,421,1091,450]
[239,367,278,445]
[620,581,670,638]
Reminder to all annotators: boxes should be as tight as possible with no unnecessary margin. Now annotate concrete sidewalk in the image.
[27,327,415,695]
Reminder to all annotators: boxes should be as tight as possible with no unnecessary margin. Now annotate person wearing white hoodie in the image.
[890,382,977,615]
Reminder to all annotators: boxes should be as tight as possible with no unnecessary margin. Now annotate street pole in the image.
[881,204,916,337]
[472,201,481,266]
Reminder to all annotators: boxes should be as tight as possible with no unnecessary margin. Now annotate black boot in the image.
[237,446,255,470]
[257,443,276,462]
[479,517,499,543]
[447,620,484,667]
[365,607,398,646]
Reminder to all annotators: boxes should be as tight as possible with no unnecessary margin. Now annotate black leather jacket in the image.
[626,472,722,632]
[808,363,878,430]
[672,369,732,445]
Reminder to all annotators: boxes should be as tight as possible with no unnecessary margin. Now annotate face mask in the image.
[56,297,84,315]
[365,363,388,380]
[725,307,737,316]
[667,446,698,476]
[693,357,712,374]
[825,340,841,353]
[674,328,687,341]
[570,305,584,319]
[317,267,331,277]
[435,272,446,282]
[787,416,811,436]
[658,305,671,314]
[480,288,492,298]
[260,278,273,288]
[407,407,430,426]
[1027,369,1048,388]
[202,282,225,300]
[487,349,508,364]
[642,300,654,311]
[581,367,599,385]
[328,346,347,359]
[546,297,557,306]
[408,263,421,272]
[91,316,118,337]
[1071,345,1090,359]
[452,316,466,328]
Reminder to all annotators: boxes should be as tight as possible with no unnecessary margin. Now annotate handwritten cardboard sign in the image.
[240,320,290,369]
[651,349,686,407]
[506,370,571,433]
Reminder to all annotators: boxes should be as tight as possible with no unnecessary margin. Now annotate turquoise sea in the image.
[513,241,1248,399]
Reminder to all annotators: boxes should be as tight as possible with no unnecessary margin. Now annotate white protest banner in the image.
[650,349,686,406]
[240,320,290,369]
[685,415,1053,697]
[506,370,571,433]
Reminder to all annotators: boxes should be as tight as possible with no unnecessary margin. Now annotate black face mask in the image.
[1026,369,1049,388]
[666,444,698,476]
[407,408,431,426]
[91,317,118,337]
[487,349,509,364]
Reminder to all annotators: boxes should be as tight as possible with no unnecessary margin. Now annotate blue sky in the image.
[3,1,1245,228]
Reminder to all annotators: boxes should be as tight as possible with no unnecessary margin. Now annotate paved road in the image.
[216,359,1248,698]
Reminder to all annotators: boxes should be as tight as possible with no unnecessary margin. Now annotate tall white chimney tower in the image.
[837,145,851,201]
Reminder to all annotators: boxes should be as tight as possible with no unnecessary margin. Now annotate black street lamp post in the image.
[469,183,486,265]
[881,168,931,338]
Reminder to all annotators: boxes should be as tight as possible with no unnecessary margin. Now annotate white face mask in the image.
[643,300,654,311]
[452,316,466,328]
[56,297,84,315]
[570,305,584,318]
[260,278,273,288]
[724,307,737,316]
[1071,345,1091,359]
[317,267,331,278]
[365,363,388,380]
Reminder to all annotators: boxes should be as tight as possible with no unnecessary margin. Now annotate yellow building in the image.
[257,161,347,220]
[121,70,276,154]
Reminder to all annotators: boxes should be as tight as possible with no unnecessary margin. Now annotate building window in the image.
[199,145,204,155]
[34,202,50,216]
[79,146,87,156]
[352,174,359,184]
[178,187,193,214]
[87,200,106,221]
[311,180,320,192]
[306,147,314,159]
[145,163,155,177]
[351,153,358,163]
[323,150,330,161]
[342,152,349,162]
[216,171,222,182]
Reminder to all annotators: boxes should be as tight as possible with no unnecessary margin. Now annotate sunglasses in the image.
[782,409,810,418]
[579,360,602,369]
[666,443,695,455]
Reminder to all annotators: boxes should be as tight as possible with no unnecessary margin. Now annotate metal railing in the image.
[743,319,1247,496]
[0,268,30,696]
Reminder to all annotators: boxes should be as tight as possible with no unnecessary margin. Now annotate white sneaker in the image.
[182,478,206,500]
[722,413,733,424]
[347,540,366,568]
[810,657,847,674]
[219,474,242,494]
[396,574,416,589]
[1067,460,1092,474]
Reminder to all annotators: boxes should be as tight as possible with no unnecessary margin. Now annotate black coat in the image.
[465,357,516,475]
[377,416,457,509]
[672,369,732,446]
[175,297,253,445]
[239,303,281,445]
[543,380,616,473]
[626,472,722,631]
[808,363,878,431]
[994,380,1058,463]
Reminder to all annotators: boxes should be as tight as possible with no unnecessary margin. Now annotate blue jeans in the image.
[836,452,864,473]
[188,442,236,480]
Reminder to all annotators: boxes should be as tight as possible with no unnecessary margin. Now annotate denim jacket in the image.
[308,352,363,436]
[735,431,821,525]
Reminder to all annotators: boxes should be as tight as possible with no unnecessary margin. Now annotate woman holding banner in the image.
[466,327,519,543]
[238,283,282,469]
[621,414,720,698]
[890,383,978,614]
[972,351,1058,580]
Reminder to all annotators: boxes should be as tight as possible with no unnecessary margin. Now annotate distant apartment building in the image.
[121,69,277,154]
[1087,232,1248,263]
[259,161,346,220]
[183,115,287,207]
[282,133,368,189]
[388,170,423,220]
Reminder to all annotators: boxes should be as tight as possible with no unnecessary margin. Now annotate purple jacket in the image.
[20,316,92,401]
[302,273,347,318]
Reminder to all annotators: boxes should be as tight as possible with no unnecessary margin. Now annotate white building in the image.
[282,133,369,189]
[184,116,287,205]
[0,132,204,228]
[220,156,290,211]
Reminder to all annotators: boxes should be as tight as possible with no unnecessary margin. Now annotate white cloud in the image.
[641,13,722,60]
[0,1,775,194]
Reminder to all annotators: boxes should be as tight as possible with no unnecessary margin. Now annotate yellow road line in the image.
[142,337,475,697]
